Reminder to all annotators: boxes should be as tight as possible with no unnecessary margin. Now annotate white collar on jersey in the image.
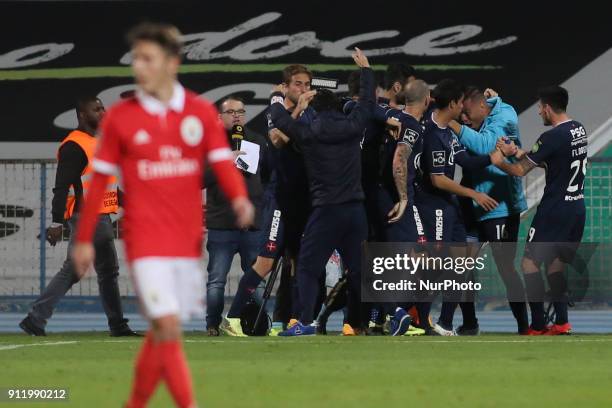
[431,110,448,129]
[553,118,572,127]
[136,82,185,115]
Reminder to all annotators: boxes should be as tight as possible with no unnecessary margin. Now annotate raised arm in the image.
[450,97,518,155]
[347,48,375,124]
[451,119,505,154]
[268,91,313,144]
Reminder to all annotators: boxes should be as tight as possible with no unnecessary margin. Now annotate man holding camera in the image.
[203,95,268,336]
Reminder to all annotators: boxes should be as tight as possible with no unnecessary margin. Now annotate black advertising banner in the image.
[0,1,609,143]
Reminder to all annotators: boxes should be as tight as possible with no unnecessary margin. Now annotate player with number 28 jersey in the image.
[524,119,587,253]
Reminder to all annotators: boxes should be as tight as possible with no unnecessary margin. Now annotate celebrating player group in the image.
[64,22,586,407]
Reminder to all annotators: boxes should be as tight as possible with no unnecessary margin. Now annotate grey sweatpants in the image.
[28,215,127,331]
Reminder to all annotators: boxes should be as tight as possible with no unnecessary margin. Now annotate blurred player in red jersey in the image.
[71,23,254,408]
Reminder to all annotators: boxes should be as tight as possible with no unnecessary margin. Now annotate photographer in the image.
[269,48,375,336]
[203,96,268,336]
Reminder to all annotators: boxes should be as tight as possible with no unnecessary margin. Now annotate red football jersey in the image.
[92,84,238,261]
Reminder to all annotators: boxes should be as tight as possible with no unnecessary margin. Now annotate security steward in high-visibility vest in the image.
[19,96,138,337]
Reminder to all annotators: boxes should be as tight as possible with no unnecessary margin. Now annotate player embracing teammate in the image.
[492,85,587,335]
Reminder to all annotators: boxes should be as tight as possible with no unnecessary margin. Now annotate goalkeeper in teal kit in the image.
[447,87,529,334]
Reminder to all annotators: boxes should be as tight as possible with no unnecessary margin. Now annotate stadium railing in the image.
[1,159,232,312]
[1,158,611,311]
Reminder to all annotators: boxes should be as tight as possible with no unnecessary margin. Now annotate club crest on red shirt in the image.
[180,115,204,146]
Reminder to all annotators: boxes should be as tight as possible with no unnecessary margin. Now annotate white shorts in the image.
[131,257,205,322]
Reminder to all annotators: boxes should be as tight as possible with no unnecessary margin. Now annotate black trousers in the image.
[478,213,524,301]
[296,202,367,326]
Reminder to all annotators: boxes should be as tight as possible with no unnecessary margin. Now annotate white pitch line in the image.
[77,337,612,345]
[3,338,612,350]
[0,340,77,351]
[180,338,612,345]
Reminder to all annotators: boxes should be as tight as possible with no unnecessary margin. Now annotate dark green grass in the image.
[1,333,611,407]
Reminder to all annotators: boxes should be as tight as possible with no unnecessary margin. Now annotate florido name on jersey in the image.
[137,145,200,180]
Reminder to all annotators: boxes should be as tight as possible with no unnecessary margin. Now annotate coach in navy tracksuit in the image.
[268,49,374,336]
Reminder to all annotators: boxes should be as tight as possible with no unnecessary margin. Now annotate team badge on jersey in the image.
[402,128,419,145]
[432,151,446,167]
[180,115,204,146]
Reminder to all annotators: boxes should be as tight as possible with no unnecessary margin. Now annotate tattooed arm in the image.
[388,143,411,223]
[393,143,410,201]
[490,149,537,177]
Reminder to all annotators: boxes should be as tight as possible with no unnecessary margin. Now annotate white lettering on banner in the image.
[42,15,517,129]
[320,31,401,57]
[3,15,516,68]
[228,32,319,61]
[115,13,517,63]
[403,25,515,56]
[0,43,74,68]
[322,25,516,57]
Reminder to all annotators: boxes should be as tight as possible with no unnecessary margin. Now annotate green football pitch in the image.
[1,333,612,407]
